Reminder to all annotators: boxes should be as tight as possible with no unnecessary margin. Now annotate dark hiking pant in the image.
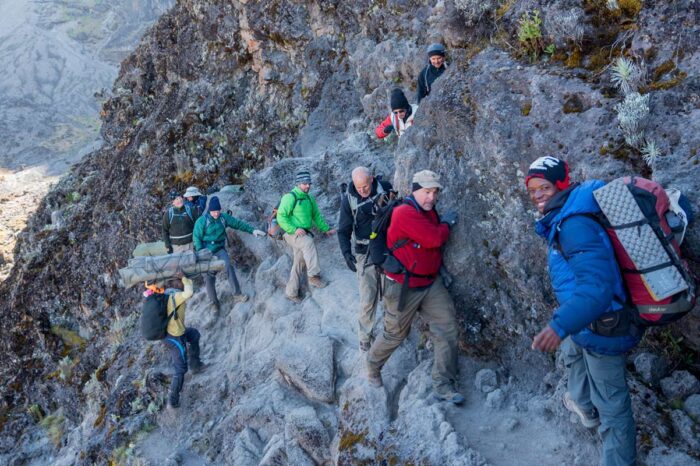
[163,327,201,405]
[205,248,242,305]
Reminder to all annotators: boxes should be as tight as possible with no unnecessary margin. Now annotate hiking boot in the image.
[563,392,600,428]
[359,340,372,353]
[365,362,383,388]
[286,294,303,304]
[189,361,208,375]
[308,275,327,288]
[233,293,249,303]
[434,387,465,405]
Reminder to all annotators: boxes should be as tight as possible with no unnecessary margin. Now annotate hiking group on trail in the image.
[124,42,698,466]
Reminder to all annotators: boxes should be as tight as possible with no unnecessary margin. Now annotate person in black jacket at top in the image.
[163,189,200,254]
[338,167,394,352]
[416,43,447,103]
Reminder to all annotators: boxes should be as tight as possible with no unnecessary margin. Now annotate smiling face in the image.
[527,177,558,214]
[172,196,184,208]
[297,182,311,193]
[429,55,444,68]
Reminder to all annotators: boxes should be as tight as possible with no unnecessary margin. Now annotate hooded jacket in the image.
[338,178,393,256]
[385,195,449,288]
[416,63,447,103]
[375,104,418,139]
[536,180,641,355]
[276,186,330,235]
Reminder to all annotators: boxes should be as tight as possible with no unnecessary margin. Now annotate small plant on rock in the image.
[641,139,664,167]
[614,91,649,149]
[517,10,544,60]
[610,57,644,96]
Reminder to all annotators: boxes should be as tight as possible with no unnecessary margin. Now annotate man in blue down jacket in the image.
[526,156,641,466]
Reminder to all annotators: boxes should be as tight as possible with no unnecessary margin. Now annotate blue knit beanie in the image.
[208,196,222,212]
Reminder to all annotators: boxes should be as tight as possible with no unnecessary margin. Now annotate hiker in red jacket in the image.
[375,88,417,139]
[366,170,464,405]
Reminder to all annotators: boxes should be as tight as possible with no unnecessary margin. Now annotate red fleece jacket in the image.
[385,199,450,287]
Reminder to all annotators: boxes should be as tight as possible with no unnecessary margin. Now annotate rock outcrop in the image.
[1,0,699,464]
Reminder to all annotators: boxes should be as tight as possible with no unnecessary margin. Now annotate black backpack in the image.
[366,198,407,268]
[140,293,177,341]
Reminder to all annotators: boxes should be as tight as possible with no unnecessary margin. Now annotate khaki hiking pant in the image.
[368,278,458,391]
[356,253,380,344]
[284,232,321,297]
[172,243,194,253]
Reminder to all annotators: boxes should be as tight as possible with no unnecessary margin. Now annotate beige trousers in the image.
[284,232,321,297]
[367,278,458,390]
[172,243,194,253]
[356,253,380,344]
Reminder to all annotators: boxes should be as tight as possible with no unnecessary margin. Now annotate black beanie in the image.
[390,88,410,111]
[525,156,571,191]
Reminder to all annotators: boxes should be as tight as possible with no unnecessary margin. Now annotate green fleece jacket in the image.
[193,212,254,252]
[277,187,330,235]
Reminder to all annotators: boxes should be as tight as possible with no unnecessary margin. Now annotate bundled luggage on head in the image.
[118,248,225,288]
[593,176,696,327]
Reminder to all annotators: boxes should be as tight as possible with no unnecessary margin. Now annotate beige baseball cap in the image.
[412,170,443,190]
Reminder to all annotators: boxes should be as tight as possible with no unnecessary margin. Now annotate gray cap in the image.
[183,186,203,197]
[412,170,443,190]
[427,43,446,57]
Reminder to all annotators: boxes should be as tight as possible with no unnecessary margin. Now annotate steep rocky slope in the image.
[1,0,699,464]
[0,0,173,278]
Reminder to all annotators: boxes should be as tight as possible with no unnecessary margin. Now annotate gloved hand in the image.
[383,124,394,135]
[344,253,357,272]
[441,210,458,228]
[440,265,453,288]
[252,229,266,238]
[167,247,173,254]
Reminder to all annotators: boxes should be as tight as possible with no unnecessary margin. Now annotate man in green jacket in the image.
[277,170,336,303]
[193,196,266,312]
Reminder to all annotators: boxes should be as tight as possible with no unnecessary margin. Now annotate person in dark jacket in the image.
[375,88,417,139]
[526,156,640,466]
[184,186,207,217]
[338,167,394,352]
[193,196,266,312]
[366,170,462,405]
[416,43,447,103]
[163,189,200,254]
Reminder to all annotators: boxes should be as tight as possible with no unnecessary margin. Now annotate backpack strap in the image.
[184,204,194,222]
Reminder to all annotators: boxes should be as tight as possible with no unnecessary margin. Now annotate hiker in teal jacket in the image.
[277,169,335,303]
[193,196,266,312]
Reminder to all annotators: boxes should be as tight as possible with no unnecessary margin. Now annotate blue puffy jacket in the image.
[535,180,641,355]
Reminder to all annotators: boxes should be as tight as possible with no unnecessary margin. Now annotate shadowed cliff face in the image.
[1,0,699,464]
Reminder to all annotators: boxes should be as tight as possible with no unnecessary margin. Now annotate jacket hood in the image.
[536,180,605,240]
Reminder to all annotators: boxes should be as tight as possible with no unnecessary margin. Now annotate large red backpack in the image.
[593,177,696,326]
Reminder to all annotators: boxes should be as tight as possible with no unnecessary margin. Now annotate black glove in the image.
[383,124,394,135]
[441,210,458,228]
[167,247,173,254]
[344,252,357,272]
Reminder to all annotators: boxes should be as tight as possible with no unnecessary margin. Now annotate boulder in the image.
[276,337,335,403]
[660,371,700,400]
[474,368,498,393]
[633,352,668,386]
